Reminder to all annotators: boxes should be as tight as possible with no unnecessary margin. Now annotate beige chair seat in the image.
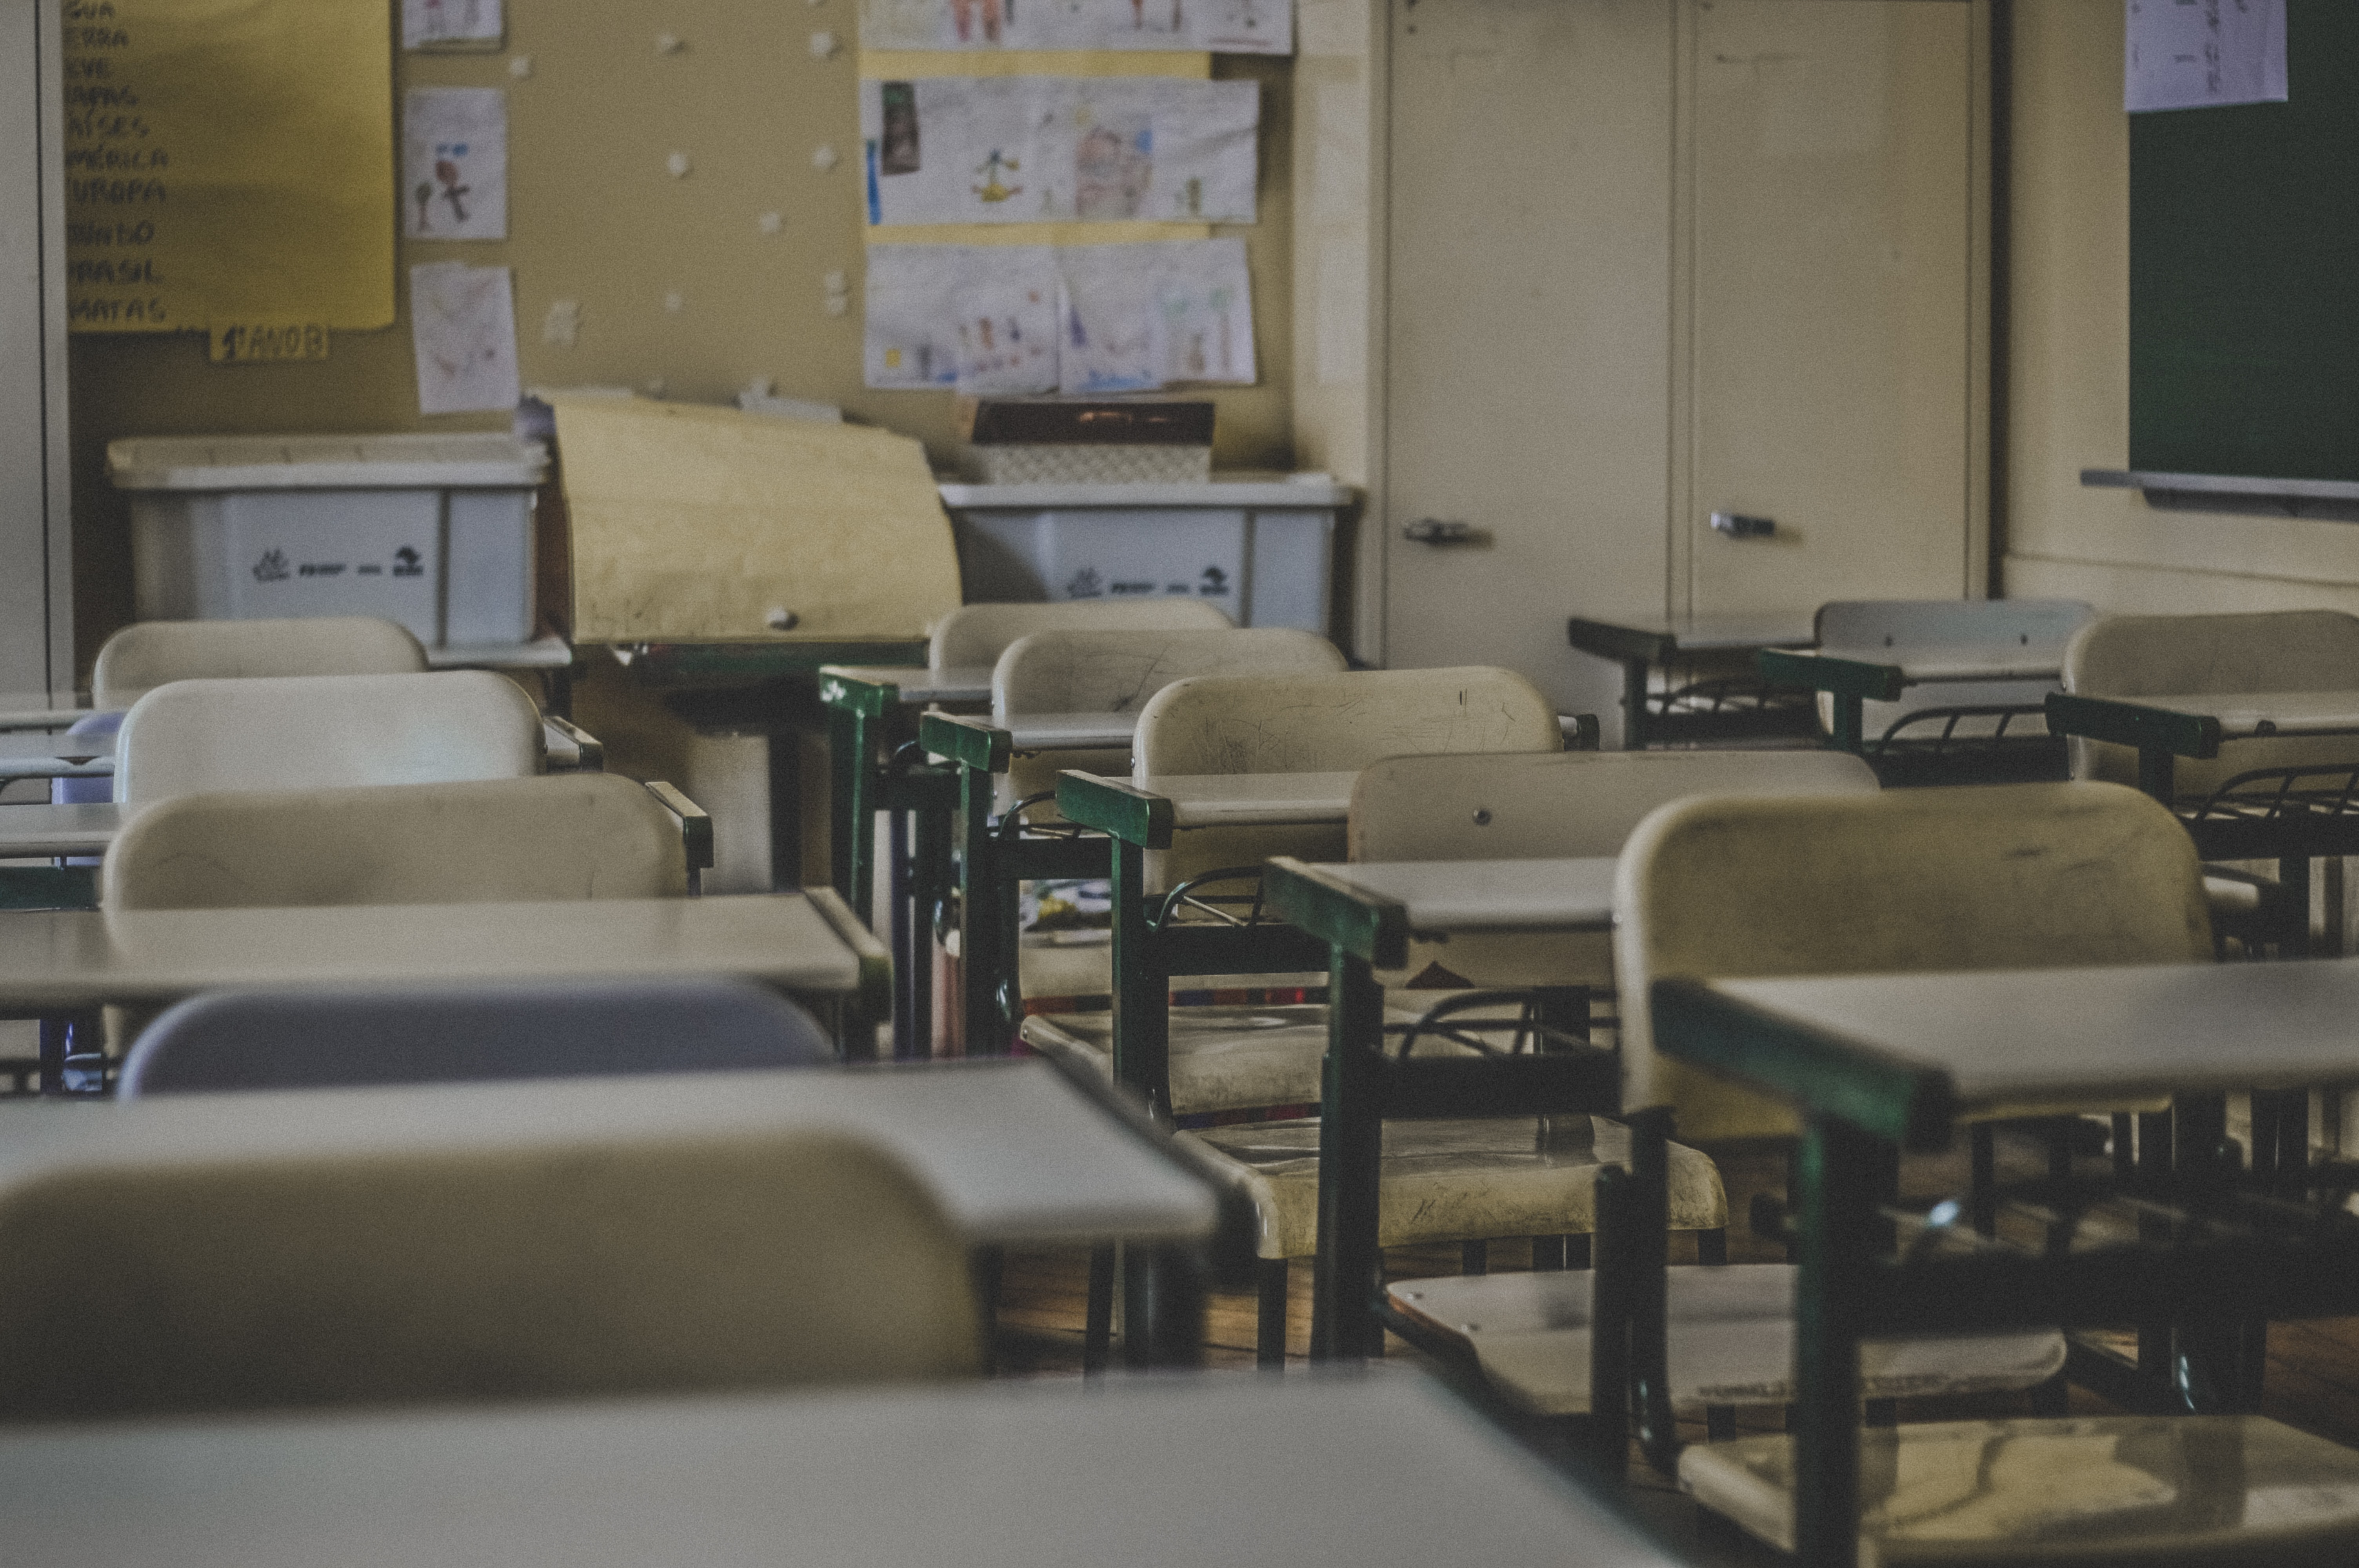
[1389,1265,2064,1415]
[1681,1416,2359,1567]
[1024,1001,1472,1117]
[1018,935,1323,1012]
[1183,1114,1725,1261]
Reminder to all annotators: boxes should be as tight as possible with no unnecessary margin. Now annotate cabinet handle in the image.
[1403,519,1479,544]
[1710,512,1776,539]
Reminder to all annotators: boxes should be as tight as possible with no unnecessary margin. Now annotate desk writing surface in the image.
[1138,771,1362,827]
[1007,711,1143,750]
[821,663,995,705]
[2128,691,2359,736]
[0,804,122,859]
[0,734,110,766]
[0,896,860,1009]
[1569,612,1816,656]
[1703,960,2359,1116]
[1310,858,1619,933]
[1812,645,2065,686]
[0,1060,1213,1249]
[0,1373,1672,1568]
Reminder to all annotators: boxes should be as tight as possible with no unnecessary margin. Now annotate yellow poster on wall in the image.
[62,0,395,349]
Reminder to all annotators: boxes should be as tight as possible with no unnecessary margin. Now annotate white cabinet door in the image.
[1381,0,1675,720]
[1379,0,1983,731]
[1683,0,1981,617]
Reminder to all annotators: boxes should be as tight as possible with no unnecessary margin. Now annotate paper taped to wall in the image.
[858,0,1290,54]
[865,239,1254,394]
[63,0,395,336]
[2126,0,2287,113]
[860,77,1259,225]
[404,89,508,241]
[404,0,504,50]
[411,262,521,415]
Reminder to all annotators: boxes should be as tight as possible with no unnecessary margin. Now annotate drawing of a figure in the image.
[435,153,471,223]
[1075,118,1150,219]
[949,0,1003,43]
[972,149,1023,203]
[413,181,435,231]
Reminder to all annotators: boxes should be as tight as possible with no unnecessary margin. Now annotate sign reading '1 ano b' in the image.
[62,0,394,350]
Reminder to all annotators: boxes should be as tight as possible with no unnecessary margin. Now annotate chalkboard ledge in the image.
[2081,469,2359,523]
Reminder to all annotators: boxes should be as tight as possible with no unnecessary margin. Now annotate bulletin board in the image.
[2130,0,2359,481]
[61,0,396,356]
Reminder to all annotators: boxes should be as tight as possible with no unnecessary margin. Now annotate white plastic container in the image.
[938,477,1350,634]
[108,434,547,649]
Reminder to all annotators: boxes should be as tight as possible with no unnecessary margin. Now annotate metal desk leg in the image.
[1310,949,1386,1363]
[767,732,801,891]
[1621,658,1652,751]
[956,761,1005,1056]
[1109,836,1172,1121]
[912,789,950,1058]
[1828,694,1865,755]
[888,805,913,1056]
[828,704,869,921]
[1794,1115,1878,1568]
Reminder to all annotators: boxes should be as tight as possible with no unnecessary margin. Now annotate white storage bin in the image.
[939,477,1350,634]
[109,434,547,649]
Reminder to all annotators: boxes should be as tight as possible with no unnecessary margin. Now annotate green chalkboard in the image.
[2131,0,2359,482]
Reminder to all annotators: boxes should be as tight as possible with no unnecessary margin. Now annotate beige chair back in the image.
[927,598,1232,670]
[0,1129,980,1419]
[1813,599,2093,743]
[1136,666,1561,890]
[93,617,429,709]
[1616,782,2214,1141]
[105,774,691,911]
[995,628,1346,805]
[1349,748,1879,862]
[114,671,543,806]
[1349,748,1877,988]
[2064,610,2359,794]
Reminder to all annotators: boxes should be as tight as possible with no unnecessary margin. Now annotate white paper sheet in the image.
[2126,0,2288,113]
[860,77,1259,226]
[858,0,1290,55]
[863,239,1254,393]
[403,89,508,241]
[411,262,521,414]
[403,0,503,49]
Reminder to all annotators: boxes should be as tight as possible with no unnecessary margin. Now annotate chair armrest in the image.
[542,715,605,772]
[642,780,714,893]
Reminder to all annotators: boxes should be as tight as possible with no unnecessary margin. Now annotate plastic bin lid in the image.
[107,433,549,491]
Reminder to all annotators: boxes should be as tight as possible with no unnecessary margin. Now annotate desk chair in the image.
[923,629,1347,1054]
[1036,667,1565,1362]
[103,774,711,911]
[1804,599,2093,783]
[2063,609,2359,957]
[0,1127,978,1419]
[93,616,430,709]
[113,670,545,805]
[1613,784,2273,1555]
[927,598,1233,670]
[118,978,829,1095]
[1369,753,2061,1439]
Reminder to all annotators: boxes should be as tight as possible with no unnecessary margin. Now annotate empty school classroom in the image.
[21,0,2359,1564]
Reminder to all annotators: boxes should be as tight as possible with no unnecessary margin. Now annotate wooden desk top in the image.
[1303,857,1619,933]
[0,894,867,1009]
[820,664,996,706]
[0,1372,1674,1568]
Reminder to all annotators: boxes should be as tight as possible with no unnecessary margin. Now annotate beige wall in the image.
[2005,0,2359,613]
[66,2,1296,677]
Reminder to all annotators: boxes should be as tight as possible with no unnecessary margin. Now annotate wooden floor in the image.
[990,1130,2359,1559]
